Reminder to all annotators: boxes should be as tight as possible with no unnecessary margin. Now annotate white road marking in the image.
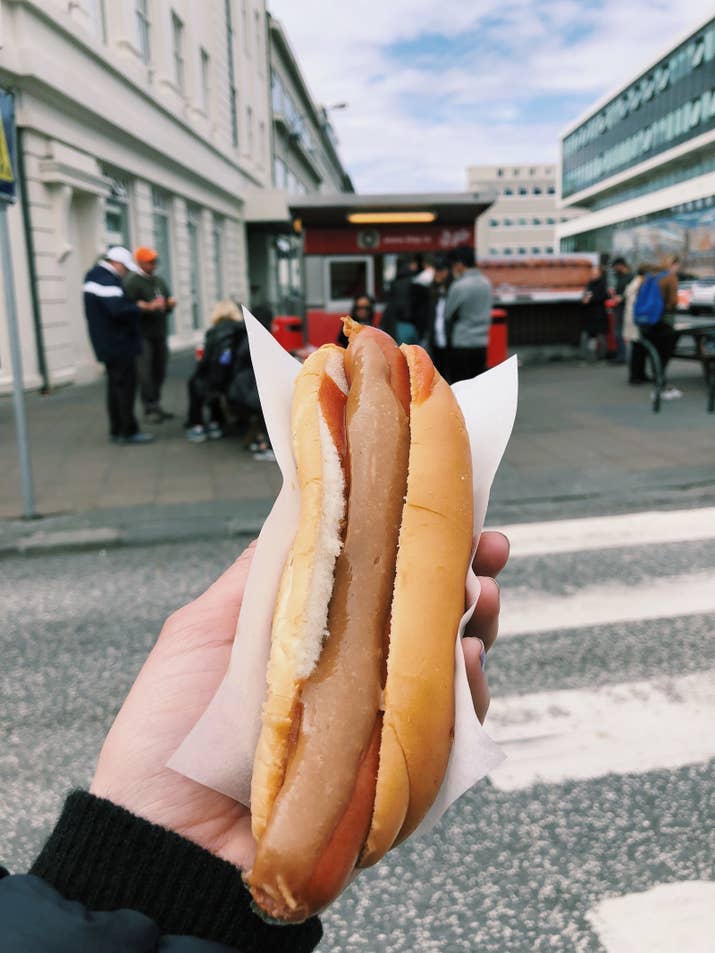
[586,881,715,953]
[487,670,715,791]
[499,570,715,637]
[491,506,715,558]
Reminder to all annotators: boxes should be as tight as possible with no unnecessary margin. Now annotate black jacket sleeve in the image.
[0,790,322,953]
[104,294,142,321]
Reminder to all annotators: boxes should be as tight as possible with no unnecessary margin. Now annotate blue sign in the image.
[0,88,17,204]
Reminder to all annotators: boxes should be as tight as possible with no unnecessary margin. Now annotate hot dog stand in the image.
[287,192,496,347]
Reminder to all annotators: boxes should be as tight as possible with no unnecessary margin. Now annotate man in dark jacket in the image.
[124,246,177,423]
[381,254,424,343]
[611,257,632,364]
[84,247,162,444]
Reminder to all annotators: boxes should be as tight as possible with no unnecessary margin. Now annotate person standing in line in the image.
[623,263,650,384]
[83,247,162,445]
[443,245,493,383]
[337,294,376,347]
[124,246,177,423]
[381,254,423,344]
[611,256,633,365]
[427,254,452,379]
[580,263,609,361]
[636,255,682,399]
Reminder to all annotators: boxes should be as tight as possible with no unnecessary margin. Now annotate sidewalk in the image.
[2,351,714,553]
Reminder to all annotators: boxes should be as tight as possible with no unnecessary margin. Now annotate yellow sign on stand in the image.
[0,88,17,201]
[0,116,13,183]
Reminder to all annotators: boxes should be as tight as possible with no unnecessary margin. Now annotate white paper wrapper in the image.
[169,310,518,839]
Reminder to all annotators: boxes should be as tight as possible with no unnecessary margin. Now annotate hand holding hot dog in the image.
[90,533,507,878]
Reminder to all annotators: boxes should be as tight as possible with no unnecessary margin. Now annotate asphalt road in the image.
[1,519,713,952]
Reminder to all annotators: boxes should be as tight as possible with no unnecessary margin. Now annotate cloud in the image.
[267,0,715,191]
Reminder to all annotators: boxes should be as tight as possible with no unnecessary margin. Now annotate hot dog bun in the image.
[359,344,473,865]
[246,323,473,921]
[250,344,348,840]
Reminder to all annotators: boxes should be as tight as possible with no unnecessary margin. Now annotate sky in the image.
[267,0,714,193]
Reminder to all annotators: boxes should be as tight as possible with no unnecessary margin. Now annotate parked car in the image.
[689,276,715,314]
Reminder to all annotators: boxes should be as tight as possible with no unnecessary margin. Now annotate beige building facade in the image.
[466,164,583,257]
[245,13,353,317]
[0,0,273,392]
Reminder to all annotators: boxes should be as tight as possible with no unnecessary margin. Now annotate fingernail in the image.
[479,640,486,672]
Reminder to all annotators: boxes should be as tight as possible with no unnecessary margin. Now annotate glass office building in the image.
[558,14,715,276]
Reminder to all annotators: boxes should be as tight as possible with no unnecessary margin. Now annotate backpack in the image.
[200,319,245,391]
[634,271,667,326]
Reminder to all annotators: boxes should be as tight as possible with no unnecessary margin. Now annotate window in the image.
[136,0,150,63]
[246,105,253,154]
[503,247,513,256]
[546,217,556,225]
[502,217,513,226]
[273,155,287,187]
[225,0,238,146]
[529,167,536,176]
[212,215,224,299]
[200,48,210,114]
[489,247,499,255]
[504,187,513,196]
[151,187,174,333]
[171,12,184,92]
[242,0,249,51]
[284,93,299,128]
[519,186,528,196]
[259,120,266,162]
[186,205,202,330]
[533,186,542,195]
[546,246,554,254]
[328,259,369,301]
[547,185,556,195]
[497,168,504,177]
[103,172,131,246]
[518,217,527,226]
[255,10,262,58]
[531,246,541,254]
[518,247,527,255]
[560,216,568,222]
[271,70,283,113]
[489,218,499,227]
[88,0,107,42]
[532,217,542,226]
[512,168,520,176]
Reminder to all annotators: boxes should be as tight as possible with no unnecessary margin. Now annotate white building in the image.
[466,164,583,258]
[557,13,715,275]
[0,0,273,392]
[245,12,353,317]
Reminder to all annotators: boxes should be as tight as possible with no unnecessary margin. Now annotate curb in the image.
[0,517,267,558]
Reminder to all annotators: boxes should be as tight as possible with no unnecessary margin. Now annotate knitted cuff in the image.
[30,790,322,953]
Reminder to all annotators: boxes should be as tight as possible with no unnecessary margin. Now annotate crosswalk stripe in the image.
[586,882,715,953]
[498,570,715,636]
[491,506,715,558]
[487,670,715,791]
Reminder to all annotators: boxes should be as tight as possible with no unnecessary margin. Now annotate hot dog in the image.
[246,319,474,922]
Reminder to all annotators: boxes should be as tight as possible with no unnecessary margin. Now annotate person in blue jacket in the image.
[83,246,163,445]
[0,532,509,951]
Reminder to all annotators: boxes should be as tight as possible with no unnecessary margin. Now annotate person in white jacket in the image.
[623,264,649,384]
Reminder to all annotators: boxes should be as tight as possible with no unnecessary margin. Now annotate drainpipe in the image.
[16,125,50,393]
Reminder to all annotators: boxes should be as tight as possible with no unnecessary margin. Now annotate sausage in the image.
[247,330,410,920]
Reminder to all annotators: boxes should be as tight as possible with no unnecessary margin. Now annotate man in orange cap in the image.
[124,247,177,422]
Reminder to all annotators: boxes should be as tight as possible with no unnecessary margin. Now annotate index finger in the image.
[472,531,509,578]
